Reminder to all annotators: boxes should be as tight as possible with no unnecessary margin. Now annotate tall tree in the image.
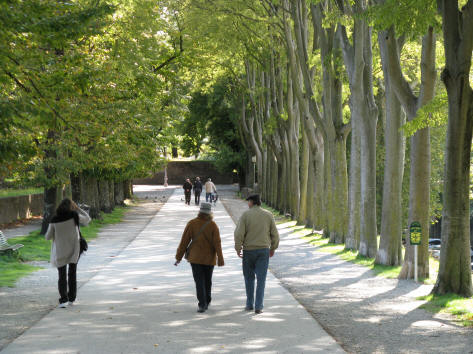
[374,0,437,275]
[433,0,473,296]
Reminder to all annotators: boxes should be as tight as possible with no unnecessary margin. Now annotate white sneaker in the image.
[58,302,68,308]
[68,301,74,306]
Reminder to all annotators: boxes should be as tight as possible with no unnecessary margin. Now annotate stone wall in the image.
[0,194,43,224]
[134,161,236,185]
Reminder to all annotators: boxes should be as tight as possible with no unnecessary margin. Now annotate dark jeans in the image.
[194,190,201,205]
[205,192,213,202]
[191,263,214,309]
[184,191,191,205]
[58,263,77,304]
[243,248,270,310]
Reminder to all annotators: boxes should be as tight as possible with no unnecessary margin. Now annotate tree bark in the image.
[123,180,133,199]
[337,7,378,256]
[298,127,310,224]
[347,123,361,250]
[108,180,115,211]
[98,179,112,213]
[433,0,473,296]
[376,63,405,265]
[114,181,125,206]
[378,24,436,277]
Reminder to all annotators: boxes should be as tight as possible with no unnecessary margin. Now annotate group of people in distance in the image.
[183,177,217,205]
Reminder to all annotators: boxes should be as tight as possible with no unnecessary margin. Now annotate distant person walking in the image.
[204,178,217,203]
[183,178,193,205]
[234,194,279,314]
[45,198,91,308]
[193,177,203,205]
[175,202,224,313]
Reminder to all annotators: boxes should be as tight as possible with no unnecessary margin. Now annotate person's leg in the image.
[196,191,201,204]
[242,250,256,309]
[68,263,77,302]
[204,265,214,309]
[205,193,210,202]
[254,249,270,311]
[191,263,206,310]
[57,265,68,304]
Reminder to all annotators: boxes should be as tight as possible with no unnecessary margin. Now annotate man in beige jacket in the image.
[234,194,279,314]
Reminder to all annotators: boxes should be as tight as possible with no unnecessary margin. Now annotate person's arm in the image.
[269,215,279,257]
[78,208,91,226]
[234,214,246,257]
[175,222,192,262]
[213,225,225,266]
[45,223,55,241]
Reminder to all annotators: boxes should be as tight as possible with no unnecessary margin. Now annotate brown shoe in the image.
[255,309,263,314]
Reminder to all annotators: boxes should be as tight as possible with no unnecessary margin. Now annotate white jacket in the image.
[45,208,91,267]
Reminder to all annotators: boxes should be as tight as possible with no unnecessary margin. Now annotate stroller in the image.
[211,193,218,205]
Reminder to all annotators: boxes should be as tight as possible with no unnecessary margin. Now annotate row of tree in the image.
[2,0,472,297]
[1,1,192,230]
[183,0,473,297]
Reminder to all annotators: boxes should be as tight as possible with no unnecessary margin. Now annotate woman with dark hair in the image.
[175,202,224,313]
[45,198,91,308]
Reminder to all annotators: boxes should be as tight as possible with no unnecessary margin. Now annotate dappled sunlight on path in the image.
[2,190,343,353]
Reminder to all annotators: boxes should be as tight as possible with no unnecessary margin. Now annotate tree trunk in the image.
[359,105,378,257]
[98,179,112,213]
[376,69,405,265]
[41,186,60,234]
[123,180,133,199]
[298,128,310,224]
[108,180,115,211]
[81,175,100,219]
[347,123,361,250]
[328,137,349,244]
[306,151,315,229]
[313,135,325,230]
[399,129,431,279]
[433,0,473,296]
[114,181,125,206]
[40,129,59,234]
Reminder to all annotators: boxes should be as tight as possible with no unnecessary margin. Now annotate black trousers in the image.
[191,263,214,308]
[194,190,201,205]
[58,263,77,304]
[184,191,191,205]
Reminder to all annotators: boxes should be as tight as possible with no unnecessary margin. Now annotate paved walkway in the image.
[0,200,166,350]
[2,219,42,239]
[222,197,473,354]
[2,190,343,353]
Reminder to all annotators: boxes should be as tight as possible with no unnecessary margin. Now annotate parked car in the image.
[428,238,442,250]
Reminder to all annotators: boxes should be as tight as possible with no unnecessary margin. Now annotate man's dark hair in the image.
[246,194,261,206]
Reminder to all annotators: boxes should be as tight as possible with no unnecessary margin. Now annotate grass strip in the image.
[418,294,473,327]
[0,206,128,287]
[301,232,402,278]
[262,204,470,325]
[0,188,43,198]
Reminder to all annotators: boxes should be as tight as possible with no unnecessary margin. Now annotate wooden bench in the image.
[0,231,24,254]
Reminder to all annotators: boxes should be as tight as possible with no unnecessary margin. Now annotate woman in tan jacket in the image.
[175,202,224,313]
[45,198,91,308]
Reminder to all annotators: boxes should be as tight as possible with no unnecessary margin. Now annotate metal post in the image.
[414,245,418,283]
[251,155,256,189]
[164,167,168,187]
